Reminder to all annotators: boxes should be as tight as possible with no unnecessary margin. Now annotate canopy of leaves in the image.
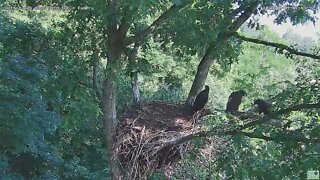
[0,0,319,179]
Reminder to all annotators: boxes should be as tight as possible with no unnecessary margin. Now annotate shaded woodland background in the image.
[0,0,320,179]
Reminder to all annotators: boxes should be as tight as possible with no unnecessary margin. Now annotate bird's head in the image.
[254,99,262,105]
[239,90,247,97]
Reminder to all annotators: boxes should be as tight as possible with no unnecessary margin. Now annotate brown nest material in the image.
[114,102,208,179]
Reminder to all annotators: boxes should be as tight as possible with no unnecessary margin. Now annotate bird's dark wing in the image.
[227,96,233,103]
[192,89,209,112]
[226,94,235,112]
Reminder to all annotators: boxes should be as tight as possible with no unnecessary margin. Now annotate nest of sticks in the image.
[114,102,208,179]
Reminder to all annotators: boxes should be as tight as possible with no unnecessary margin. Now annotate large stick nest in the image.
[115,102,208,179]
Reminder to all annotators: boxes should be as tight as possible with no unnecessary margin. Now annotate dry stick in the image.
[129,130,166,178]
[119,129,140,177]
[130,126,145,179]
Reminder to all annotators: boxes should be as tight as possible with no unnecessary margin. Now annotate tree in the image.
[60,0,320,178]
[2,0,319,178]
[51,1,196,178]
[154,0,320,105]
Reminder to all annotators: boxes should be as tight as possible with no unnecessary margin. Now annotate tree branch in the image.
[106,0,118,35]
[234,33,320,60]
[228,1,261,32]
[217,1,260,41]
[118,6,133,38]
[161,115,320,150]
[229,3,248,18]
[274,103,320,115]
[239,131,320,143]
[161,102,320,148]
[232,102,320,129]
[186,1,260,104]
[163,131,207,148]
[124,2,190,46]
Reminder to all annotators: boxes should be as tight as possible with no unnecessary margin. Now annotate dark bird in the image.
[254,99,272,115]
[192,85,209,112]
[225,90,247,114]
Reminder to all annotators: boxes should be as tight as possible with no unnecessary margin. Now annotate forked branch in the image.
[125,2,191,45]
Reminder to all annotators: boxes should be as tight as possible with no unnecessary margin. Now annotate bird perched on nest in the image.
[192,85,209,113]
[225,90,247,115]
[254,99,272,115]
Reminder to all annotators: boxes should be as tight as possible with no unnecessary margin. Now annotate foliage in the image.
[0,8,109,179]
[0,0,319,179]
[173,26,320,179]
[0,55,61,178]
[0,11,62,177]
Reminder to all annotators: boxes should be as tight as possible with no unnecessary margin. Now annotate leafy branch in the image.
[227,1,261,33]
[118,6,133,38]
[239,131,320,143]
[160,102,320,149]
[274,103,320,115]
[234,33,320,60]
[124,2,191,46]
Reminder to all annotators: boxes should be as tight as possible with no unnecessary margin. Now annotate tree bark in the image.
[102,63,121,178]
[103,1,123,178]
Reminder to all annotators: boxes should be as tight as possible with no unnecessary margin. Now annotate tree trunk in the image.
[103,51,121,179]
[186,44,215,105]
[102,72,120,178]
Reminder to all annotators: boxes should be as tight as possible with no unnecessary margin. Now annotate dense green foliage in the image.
[0,10,108,179]
[0,0,319,179]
